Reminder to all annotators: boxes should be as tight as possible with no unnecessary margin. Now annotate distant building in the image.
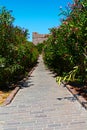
[32,32,50,45]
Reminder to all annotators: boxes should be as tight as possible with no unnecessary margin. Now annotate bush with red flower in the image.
[43,0,87,84]
[0,7,39,88]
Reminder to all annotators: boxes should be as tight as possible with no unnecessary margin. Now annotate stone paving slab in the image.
[0,55,87,130]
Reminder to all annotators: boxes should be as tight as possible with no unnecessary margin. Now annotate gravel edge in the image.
[66,84,87,110]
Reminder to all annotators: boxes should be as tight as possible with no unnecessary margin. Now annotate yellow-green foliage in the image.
[56,66,78,85]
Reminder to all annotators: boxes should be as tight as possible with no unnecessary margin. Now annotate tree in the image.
[0,6,14,25]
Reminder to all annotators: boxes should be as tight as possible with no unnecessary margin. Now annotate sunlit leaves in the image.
[43,0,87,84]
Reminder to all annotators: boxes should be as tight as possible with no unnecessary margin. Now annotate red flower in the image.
[63,21,68,25]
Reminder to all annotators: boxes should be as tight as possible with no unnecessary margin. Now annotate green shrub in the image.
[43,0,87,84]
[36,43,45,54]
[0,7,39,87]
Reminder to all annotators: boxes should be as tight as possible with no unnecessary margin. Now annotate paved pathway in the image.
[0,55,87,130]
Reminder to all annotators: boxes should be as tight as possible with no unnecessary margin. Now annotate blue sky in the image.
[0,0,73,41]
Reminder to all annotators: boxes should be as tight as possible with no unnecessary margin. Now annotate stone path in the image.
[0,55,87,130]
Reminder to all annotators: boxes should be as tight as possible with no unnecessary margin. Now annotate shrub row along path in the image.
[0,55,87,130]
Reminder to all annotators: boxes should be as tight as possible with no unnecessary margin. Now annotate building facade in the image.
[32,32,50,45]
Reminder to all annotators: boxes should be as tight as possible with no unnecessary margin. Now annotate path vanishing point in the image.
[0,55,87,130]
